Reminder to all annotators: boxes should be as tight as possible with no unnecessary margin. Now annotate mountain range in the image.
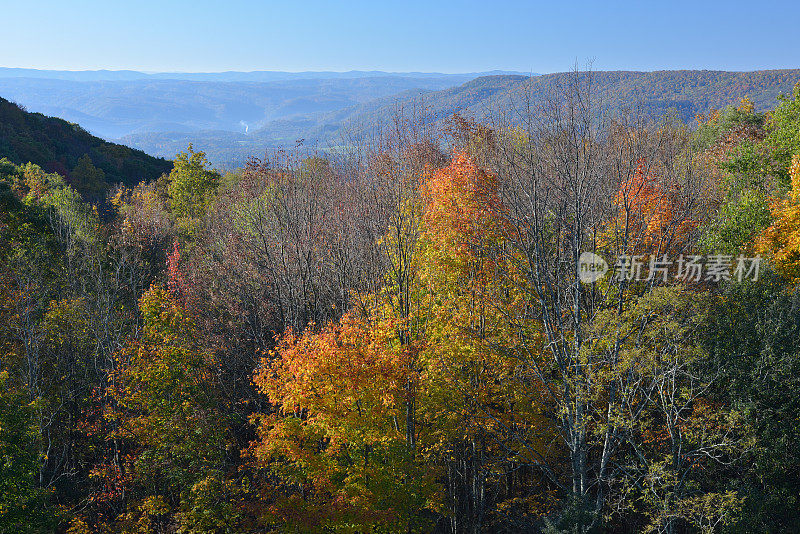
[0,68,528,82]
[123,69,800,167]
[1,68,799,169]
[0,69,529,141]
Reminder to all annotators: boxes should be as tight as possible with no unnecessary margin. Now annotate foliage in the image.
[595,287,742,533]
[253,310,441,532]
[71,153,107,200]
[102,285,232,530]
[765,83,800,182]
[0,96,171,194]
[706,273,800,533]
[757,155,800,281]
[605,160,696,255]
[2,81,800,534]
[693,99,766,153]
[0,371,54,532]
[167,145,220,236]
[699,189,772,254]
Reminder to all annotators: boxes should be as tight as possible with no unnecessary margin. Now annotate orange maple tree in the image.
[606,160,696,256]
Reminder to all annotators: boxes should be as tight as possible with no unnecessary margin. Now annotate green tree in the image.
[594,287,743,534]
[699,189,772,254]
[765,83,800,182]
[0,371,54,532]
[102,285,233,531]
[167,145,220,235]
[70,154,107,200]
[706,274,800,533]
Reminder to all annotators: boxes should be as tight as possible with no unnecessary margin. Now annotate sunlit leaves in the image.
[604,160,697,256]
[758,155,800,281]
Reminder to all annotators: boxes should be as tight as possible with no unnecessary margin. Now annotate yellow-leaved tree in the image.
[758,155,800,281]
[418,152,554,529]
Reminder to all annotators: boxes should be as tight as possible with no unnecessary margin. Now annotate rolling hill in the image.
[3,69,799,170]
[0,96,172,195]
[0,70,528,139]
[122,69,800,168]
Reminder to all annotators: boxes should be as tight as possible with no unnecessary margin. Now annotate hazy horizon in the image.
[5,0,800,74]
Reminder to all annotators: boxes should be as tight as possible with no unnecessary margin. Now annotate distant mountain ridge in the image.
[2,68,798,170]
[0,71,533,140]
[0,67,530,82]
[120,69,800,168]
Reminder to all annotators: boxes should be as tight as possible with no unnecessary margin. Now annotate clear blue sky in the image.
[4,0,799,73]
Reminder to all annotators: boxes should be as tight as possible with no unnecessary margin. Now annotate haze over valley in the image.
[4,67,800,168]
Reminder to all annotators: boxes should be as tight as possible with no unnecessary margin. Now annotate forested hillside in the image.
[122,69,800,167]
[3,72,800,533]
[0,96,172,198]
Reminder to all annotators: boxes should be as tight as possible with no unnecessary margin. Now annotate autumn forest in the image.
[3,72,800,534]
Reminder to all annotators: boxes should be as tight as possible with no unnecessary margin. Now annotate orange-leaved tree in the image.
[419,152,554,529]
[603,159,697,258]
[252,310,440,533]
[249,149,440,531]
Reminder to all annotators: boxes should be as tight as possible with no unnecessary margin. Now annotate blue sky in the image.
[4,0,799,73]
